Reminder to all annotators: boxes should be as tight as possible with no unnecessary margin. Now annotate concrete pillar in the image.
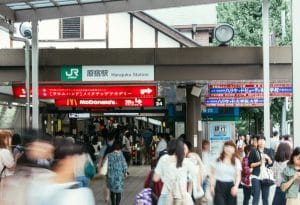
[186,86,202,153]
[292,0,300,147]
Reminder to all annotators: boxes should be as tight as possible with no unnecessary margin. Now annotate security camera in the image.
[19,22,32,39]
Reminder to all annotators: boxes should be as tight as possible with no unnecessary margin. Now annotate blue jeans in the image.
[272,186,286,205]
[242,185,251,205]
[202,176,209,193]
[157,194,168,205]
[76,176,90,187]
[251,178,270,205]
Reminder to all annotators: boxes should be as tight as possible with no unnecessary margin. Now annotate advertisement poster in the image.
[208,122,234,160]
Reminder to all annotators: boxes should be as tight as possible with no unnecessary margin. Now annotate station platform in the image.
[91,165,275,205]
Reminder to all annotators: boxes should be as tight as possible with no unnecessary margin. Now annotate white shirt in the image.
[29,181,95,205]
[212,158,242,182]
[201,151,212,176]
[270,137,280,151]
[155,154,196,195]
[0,148,14,177]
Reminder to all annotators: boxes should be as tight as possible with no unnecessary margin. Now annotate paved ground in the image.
[91,165,151,205]
[91,165,276,205]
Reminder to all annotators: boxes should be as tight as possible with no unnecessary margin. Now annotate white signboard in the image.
[82,65,154,81]
[208,122,234,161]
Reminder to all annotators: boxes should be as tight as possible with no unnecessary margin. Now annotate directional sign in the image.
[13,85,157,99]
[205,97,264,107]
[55,98,155,107]
[209,83,292,97]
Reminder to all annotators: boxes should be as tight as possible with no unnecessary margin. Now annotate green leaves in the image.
[216,0,291,46]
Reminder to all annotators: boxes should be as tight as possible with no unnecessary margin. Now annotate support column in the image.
[262,0,270,147]
[186,86,202,153]
[25,41,30,129]
[292,0,300,146]
[31,20,39,130]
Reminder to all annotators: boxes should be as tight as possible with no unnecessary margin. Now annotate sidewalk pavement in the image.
[91,165,276,205]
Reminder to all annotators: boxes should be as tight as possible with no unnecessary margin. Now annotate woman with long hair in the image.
[271,142,291,205]
[210,140,241,205]
[153,139,195,205]
[281,147,300,205]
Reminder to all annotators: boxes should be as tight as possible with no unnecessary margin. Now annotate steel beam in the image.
[130,11,201,47]
[0,18,15,32]
[0,5,14,21]
[13,0,240,22]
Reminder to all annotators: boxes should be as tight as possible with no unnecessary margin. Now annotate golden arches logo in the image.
[67,99,78,106]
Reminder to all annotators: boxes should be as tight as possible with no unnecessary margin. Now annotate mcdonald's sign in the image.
[55,98,155,107]
[66,99,78,106]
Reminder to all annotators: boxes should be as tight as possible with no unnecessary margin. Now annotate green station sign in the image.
[61,65,82,81]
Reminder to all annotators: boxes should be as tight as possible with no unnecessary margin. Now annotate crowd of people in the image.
[1,125,300,205]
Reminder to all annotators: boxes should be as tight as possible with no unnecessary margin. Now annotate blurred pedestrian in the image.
[201,139,211,202]
[281,147,300,205]
[0,130,54,205]
[0,130,15,179]
[271,142,291,205]
[142,128,153,165]
[106,141,128,205]
[210,141,241,205]
[184,140,205,205]
[241,145,253,205]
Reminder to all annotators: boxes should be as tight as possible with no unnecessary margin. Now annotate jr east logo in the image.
[65,68,79,79]
[61,66,82,81]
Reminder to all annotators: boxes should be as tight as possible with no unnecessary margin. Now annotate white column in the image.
[25,42,30,129]
[262,0,270,147]
[31,20,39,130]
[292,0,300,147]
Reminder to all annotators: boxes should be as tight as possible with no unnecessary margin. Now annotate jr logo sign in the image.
[61,65,82,81]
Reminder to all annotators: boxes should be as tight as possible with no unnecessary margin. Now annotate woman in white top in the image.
[153,139,195,205]
[210,140,242,205]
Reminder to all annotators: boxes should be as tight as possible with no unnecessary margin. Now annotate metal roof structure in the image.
[0,0,236,23]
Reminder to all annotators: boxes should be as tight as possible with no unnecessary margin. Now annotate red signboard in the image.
[13,85,157,99]
[55,98,155,107]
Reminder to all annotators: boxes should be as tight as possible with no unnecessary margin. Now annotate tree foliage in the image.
[216,0,291,46]
[217,0,292,135]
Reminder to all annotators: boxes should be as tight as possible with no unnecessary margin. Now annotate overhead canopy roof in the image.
[0,0,238,22]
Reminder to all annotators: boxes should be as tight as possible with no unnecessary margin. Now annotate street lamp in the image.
[10,22,32,129]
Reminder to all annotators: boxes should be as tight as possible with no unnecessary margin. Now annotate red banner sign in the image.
[13,85,157,99]
[55,98,154,107]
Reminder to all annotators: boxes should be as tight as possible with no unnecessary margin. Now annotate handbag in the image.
[259,160,275,186]
[100,157,108,176]
[84,160,96,179]
[192,181,204,199]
